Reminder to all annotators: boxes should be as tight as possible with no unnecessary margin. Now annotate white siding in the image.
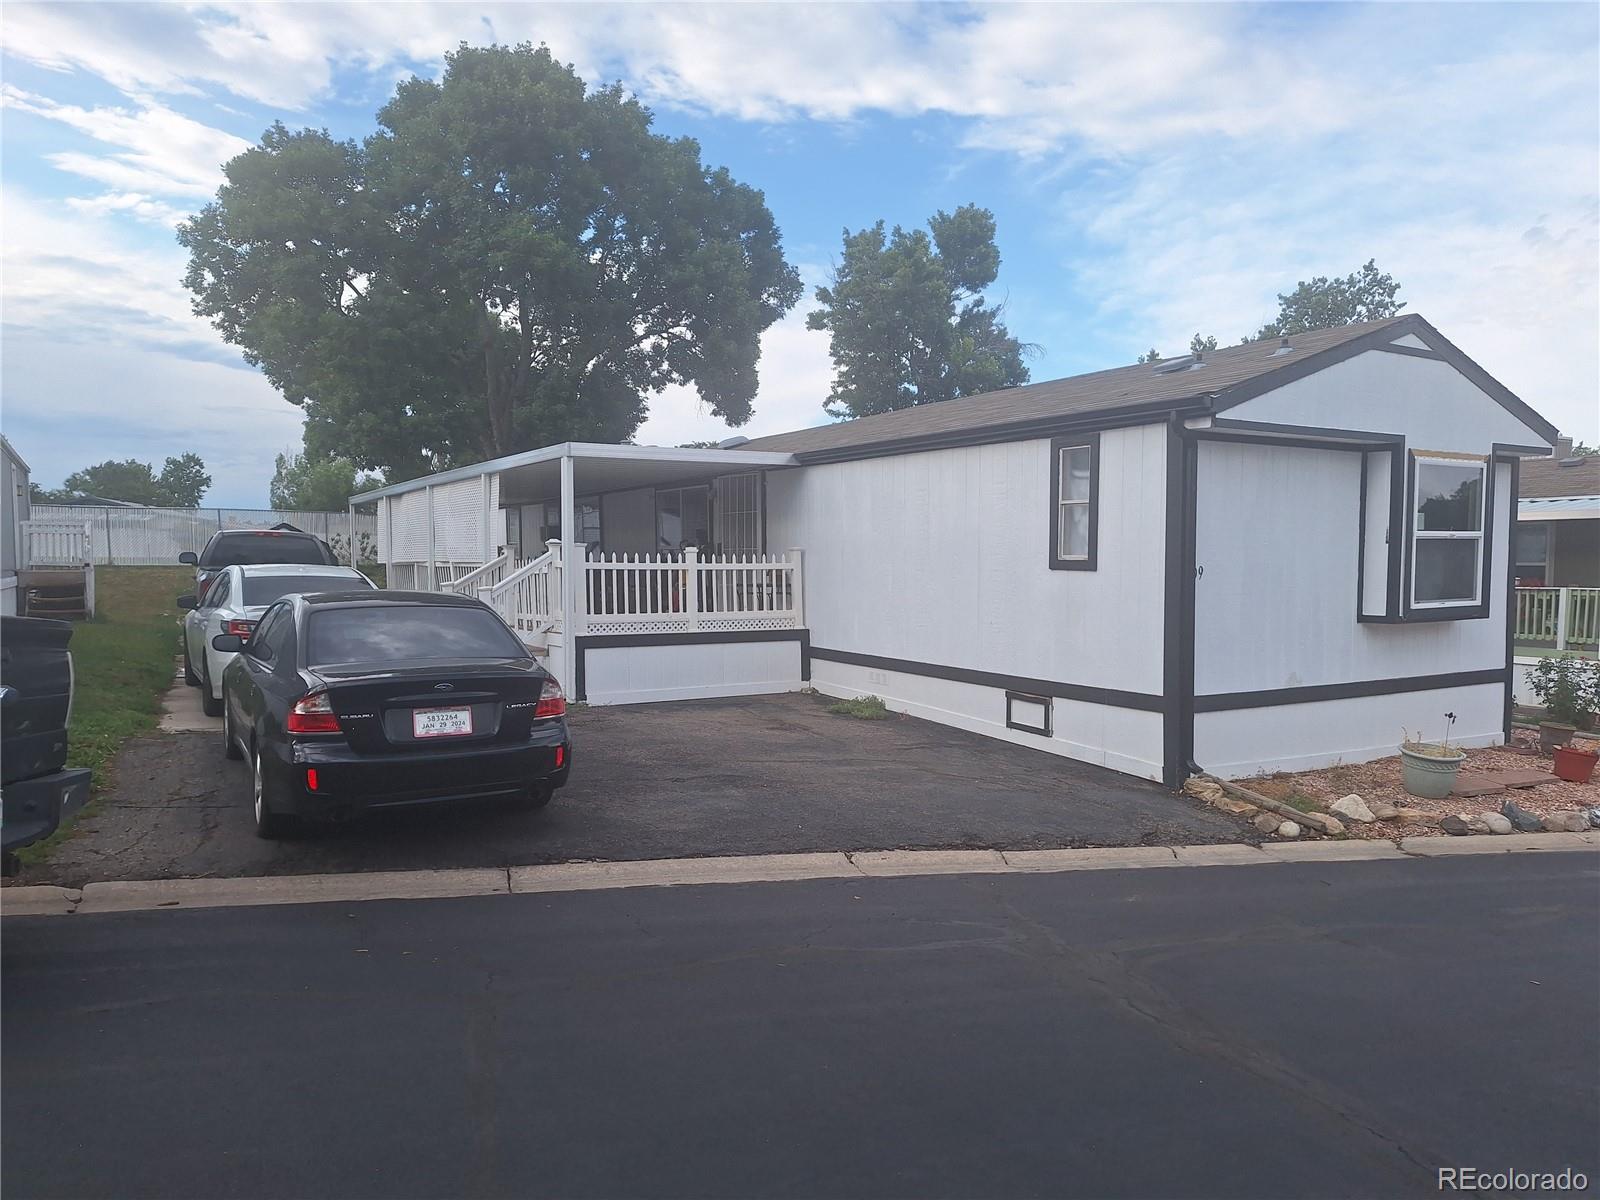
[583,639,803,705]
[388,490,429,560]
[766,424,1169,775]
[812,655,1165,780]
[1194,443,1510,694]
[1195,682,1504,777]
[1359,449,1391,617]
[767,423,1169,694]
[1225,349,1545,452]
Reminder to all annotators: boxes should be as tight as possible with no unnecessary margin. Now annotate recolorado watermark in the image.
[1439,1167,1588,1191]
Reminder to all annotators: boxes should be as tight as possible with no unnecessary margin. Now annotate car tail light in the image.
[224,619,256,637]
[534,677,566,719]
[287,691,341,734]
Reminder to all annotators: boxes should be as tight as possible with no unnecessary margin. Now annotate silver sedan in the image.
[179,564,374,715]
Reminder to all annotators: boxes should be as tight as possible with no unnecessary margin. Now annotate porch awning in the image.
[1519,495,1599,522]
[350,441,798,506]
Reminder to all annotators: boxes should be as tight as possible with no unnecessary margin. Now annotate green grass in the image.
[827,695,890,720]
[15,566,189,865]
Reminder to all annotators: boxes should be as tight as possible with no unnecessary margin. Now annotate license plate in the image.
[412,706,473,738]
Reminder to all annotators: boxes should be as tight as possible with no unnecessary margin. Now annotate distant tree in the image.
[1571,441,1598,457]
[1136,347,1162,364]
[269,451,383,511]
[179,43,802,479]
[155,452,211,507]
[807,204,1030,419]
[1252,259,1403,340]
[36,455,211,506]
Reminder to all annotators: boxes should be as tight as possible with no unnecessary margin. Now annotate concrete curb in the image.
[5,835,1596,917]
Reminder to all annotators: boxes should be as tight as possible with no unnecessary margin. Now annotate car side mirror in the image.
[177,594,198,611]
[179,552,198,566]
[211,633,245,653]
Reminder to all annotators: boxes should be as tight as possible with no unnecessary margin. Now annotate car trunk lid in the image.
[304,659,548,753]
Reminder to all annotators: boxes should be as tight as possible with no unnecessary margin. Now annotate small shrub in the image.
[1524,655,1600,727]
[827,695,889,720]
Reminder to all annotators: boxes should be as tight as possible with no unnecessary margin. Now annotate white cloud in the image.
[2,84,250,198]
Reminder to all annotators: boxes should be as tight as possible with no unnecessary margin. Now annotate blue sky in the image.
[2,2,1596,506]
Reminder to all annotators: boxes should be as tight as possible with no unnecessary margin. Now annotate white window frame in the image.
[1410,455,1486,610]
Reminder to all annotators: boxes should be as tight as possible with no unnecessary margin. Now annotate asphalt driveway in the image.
[19,691,1242,886]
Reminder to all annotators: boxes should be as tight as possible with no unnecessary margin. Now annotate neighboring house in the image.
[2,436,31,616]
[355,313,1556,784]
[1515,439,1598,588]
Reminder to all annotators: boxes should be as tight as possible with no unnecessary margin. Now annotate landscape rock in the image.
[1542,811,1589,834]
[1212,795,1260,816]
[1439,815,1476,836]
[1183,777,1225,803]
[1479,812,1513,835]
[1588,806,1600,830]
[1369,801,1400,821]
[1395,810,1441,827]
[1500,798,1545,833]
[1461,815,1491,834]
[1330,795,1377,823]
[1276,821,1301,838]
[1254,812,1283,834]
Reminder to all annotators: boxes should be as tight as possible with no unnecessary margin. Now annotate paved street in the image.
[5,853,1598,1200]
[23,693,1239,887]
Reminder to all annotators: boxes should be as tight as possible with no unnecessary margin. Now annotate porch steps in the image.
[19,569,89,621]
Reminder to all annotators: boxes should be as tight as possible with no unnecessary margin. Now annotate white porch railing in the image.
[1516,586,1600,651]
[21,520,91,567]
[444,551,517,597]
[389,561,485,592]
[481,541,562,637]
[581,547,803,635]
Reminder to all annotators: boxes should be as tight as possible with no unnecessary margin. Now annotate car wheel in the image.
[183,644,200,687]
[199,659,223,718]
[252,745,295,840]
[519,783,555,811]
[222,687,243,760]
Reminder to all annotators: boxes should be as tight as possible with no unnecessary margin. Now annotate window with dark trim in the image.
[1410,456,1485,609]
[1049,433,1099,570]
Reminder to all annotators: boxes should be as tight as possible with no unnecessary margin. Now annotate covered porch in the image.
[350,442,807,704]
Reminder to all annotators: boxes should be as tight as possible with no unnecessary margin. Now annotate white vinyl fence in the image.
[31,505,378,567]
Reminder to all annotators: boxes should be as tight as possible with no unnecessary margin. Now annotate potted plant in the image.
[1552,741,1599,784]
[1400,713,1467,799]
[1524,655,1600,751]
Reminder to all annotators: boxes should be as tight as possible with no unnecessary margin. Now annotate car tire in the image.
[252,745,295,840]
[183,644,200,687]
[519,783,555,811]
[222,687,243,761]
[199,659,224,718]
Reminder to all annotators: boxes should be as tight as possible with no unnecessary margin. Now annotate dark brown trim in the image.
[1194,668,1507,713]
[808,645,1164,713]
[1494,446,1523,740]
[1161,419,1198,787]
[1357,448,1369,621]
[1207,418,1403,447]
[1005,691,1053,737]
[1371,343,1444,360]
[572,629,809,703]
[1048,432,1099,571]
[788,398,1208,467]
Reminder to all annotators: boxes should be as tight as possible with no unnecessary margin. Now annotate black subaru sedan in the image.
[214,591,570,838]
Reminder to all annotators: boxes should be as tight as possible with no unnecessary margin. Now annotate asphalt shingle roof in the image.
[1518,453,1600,499]
[742,316,1413,457]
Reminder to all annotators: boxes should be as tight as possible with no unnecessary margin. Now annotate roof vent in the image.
[1271,335,1295,356]
[717,435,750,449]
[1152,357,1195,375]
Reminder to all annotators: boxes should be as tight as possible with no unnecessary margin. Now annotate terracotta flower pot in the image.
[1551,745,1598,784]
[1540,721,1577,752]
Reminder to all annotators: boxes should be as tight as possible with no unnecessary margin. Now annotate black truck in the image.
[2,616,92,871]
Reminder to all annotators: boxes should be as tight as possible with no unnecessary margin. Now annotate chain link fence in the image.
[31,505,379,566]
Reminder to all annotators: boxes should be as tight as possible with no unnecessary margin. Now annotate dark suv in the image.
[181,529,340,594]
[1,616,92,869]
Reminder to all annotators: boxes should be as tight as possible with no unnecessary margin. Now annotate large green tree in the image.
[807,205,1030,419]
[179,43,802,479]
[1253,259,1403,340]
[269,451,384,511]
[31,454,211,506]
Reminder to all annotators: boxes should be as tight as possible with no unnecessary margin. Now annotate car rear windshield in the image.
[241,574,369,607]
[199,534,332,568]
[306,607,526,665]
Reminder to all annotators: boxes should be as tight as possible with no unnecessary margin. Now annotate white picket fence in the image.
[21,520,91,567]
[1515,586,1600,650]
[30,505,377,566]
